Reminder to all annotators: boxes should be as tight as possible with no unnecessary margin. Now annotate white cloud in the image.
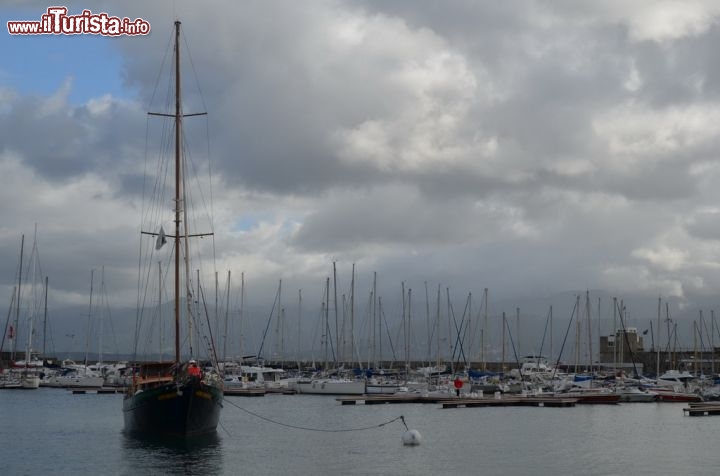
[632,245,688,271]
[329,15,487,173]
[623,61,643,92]
[600,265,685,297]
[552,0,720,43]
[593,102,720,170]
[625,1,719,42]
[37,76,73,117]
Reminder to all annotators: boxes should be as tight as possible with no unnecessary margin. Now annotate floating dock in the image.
[683,402,720,416]
[224,387,266,397]
[336,394,578,408]
[440,396,577,408]
[70,387,124,394]
[337,394,452,405]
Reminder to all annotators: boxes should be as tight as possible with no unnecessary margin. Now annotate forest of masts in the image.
[6,252,718,376]
[175,262,717,375]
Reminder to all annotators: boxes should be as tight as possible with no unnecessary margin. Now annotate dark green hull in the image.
[123,380,223,437]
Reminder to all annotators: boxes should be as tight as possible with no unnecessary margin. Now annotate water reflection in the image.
[121,431,223,475]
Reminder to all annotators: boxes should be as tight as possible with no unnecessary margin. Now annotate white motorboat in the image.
[615,385,657,402]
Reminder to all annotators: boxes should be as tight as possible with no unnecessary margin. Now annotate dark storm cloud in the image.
[685,210,720,242]
[0,84,145,184]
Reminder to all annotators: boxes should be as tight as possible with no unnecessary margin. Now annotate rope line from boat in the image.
[223,398,408,433]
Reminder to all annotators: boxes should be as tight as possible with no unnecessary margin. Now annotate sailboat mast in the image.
[275,279,282,362]
[25,241,37,366]
[222,270,230,369]
[482,288,488,371]
[324,277,329,369]
[173,20,182,365]
[516,306,520,359]
[712,310,716,377]
[42,276,48,357]
[407,288,412,373]
[574,294,580,373]
[215,271,219,358]
[549,305,553,366]
[586,290,592,373]
[436,284,441,370]
[613,297,617,371]
[350,264,355,367]
[401,281,406,370]
[12,234,24,361]
[84,269,94,369]
[656,297,661,379]
[159,261,163,362]
[99,266,105,365]
[333,262,338,365]
[297,288,302,368]
[425,282,430,366]
[693,320,698,377]
[501,311,506,374]
[372,271,377,368]
[240,272,245,359]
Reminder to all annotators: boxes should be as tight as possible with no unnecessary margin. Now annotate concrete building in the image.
[599,327,645,364]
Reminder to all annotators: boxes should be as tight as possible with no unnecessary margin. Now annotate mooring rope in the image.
[223,398,407,433]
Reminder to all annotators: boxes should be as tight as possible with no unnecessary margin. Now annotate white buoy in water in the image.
[402,429,422,446]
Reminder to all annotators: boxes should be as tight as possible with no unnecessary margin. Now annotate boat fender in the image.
[402,429,422,446]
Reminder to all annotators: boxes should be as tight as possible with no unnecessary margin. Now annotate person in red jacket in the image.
[188,359,202,379]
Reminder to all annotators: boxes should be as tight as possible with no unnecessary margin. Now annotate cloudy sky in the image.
[3,1,720,356]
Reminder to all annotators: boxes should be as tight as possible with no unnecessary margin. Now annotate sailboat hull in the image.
[123,380,223,437]
[294,379,366,395]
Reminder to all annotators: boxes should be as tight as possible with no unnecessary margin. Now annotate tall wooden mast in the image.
[144,20,210,365]
[174,20,182,365]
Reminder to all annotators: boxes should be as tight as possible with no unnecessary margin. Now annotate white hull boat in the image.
[616,386,657,402]
[294,378,365,395]
[20,374,40,389]
[42,373,104,388]
[365,379,401,395]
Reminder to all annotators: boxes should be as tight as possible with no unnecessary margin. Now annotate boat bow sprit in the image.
[123,20,223,437]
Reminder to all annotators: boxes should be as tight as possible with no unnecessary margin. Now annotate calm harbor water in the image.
[1,388,718,475]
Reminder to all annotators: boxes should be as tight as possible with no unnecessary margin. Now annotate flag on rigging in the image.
[155,226,167,250]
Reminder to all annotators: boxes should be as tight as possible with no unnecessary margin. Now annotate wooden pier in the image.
[224,388,266,397]
[683,402,720,416]
[336,394,578,408]
[70,387,124,394]
[441,396,577,408]
[337,394,451,405]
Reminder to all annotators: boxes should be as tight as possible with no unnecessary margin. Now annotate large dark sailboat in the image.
[123,20,223,437]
